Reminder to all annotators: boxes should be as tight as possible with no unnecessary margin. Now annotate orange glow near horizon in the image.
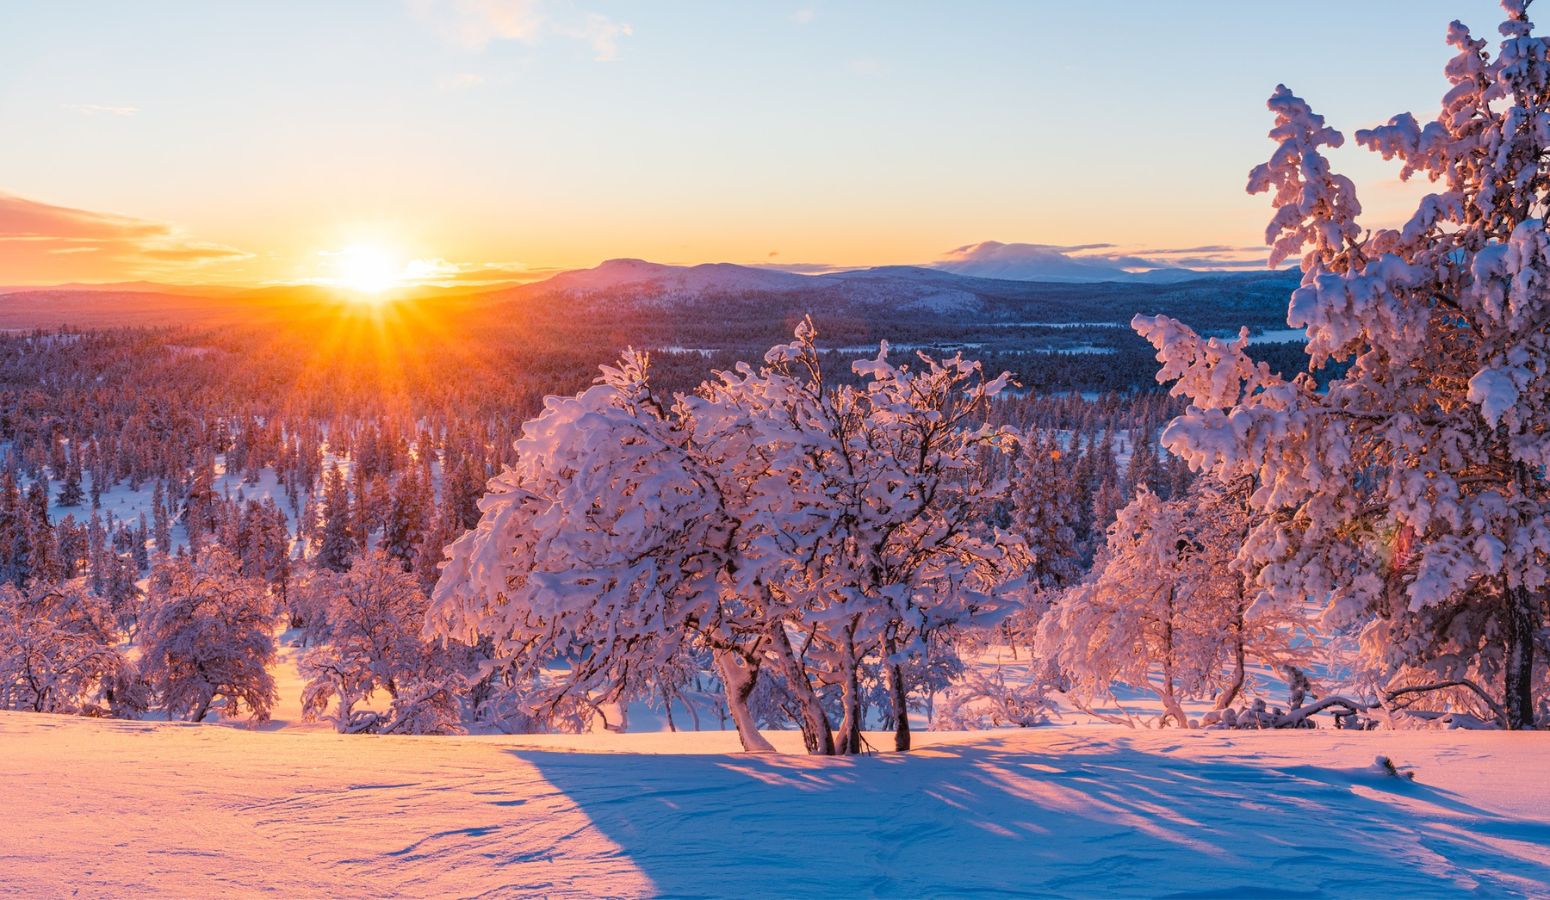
[327,244,409,298]
[279,276,499,423]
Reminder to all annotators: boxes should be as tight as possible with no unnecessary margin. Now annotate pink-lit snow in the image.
[2,711,1546,897]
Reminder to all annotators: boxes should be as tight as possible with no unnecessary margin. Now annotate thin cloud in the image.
[410,0,632,59]
[934,240,1271,281]
[946,241,1116,256]
[554,13,632,61]
[0,193,165,242]
[63,104,139,117]
[403,259,561,285]
[140,244,253,262]
[410,0,543,48]
[0,191,251,283]
[450,264,562,284]
[437,72,486,90]
[1129,244,1262,256]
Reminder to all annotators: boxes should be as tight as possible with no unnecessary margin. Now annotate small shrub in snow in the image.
[934,667,1052,730]
[472,670,598,735]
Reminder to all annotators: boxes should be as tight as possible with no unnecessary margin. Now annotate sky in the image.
[0,1,1494,286]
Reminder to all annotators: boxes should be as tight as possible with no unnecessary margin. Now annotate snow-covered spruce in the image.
[314,462,355,574]
[1008,429,1083,593]
[1134,3,1550,729]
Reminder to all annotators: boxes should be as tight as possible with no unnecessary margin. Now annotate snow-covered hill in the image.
[4,711,1547,897]
[815,266,983,314]
[533,258,814,298]
[474,258,1299,330]
[493,258,988,315]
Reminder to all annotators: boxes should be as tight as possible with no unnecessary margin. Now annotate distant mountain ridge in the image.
[0,258,1298,331]
[475,258,1298,330]
[529,259,812,296]
[502,257,1267,298]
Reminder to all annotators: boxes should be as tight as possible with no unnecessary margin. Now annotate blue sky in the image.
[0,1,1490,284]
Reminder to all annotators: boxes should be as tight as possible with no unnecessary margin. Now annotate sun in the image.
[331,243,404,297]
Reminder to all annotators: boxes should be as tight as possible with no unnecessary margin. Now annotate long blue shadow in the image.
[491,736,1550,898]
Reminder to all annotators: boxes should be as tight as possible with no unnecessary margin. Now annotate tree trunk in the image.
[714,649,774,752]
[1214,603,1246,711]
[886,659,911,751]
[768,627,834,755]
[1504,585,1538,730]
[661,685,677,732]
[598,699,629,733]
[836,628,863,754]
[837,672,862,754]
[1159,588,1188,728]
[883,630,910,751]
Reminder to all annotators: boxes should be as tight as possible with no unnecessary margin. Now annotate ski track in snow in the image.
[2,713,1548,898]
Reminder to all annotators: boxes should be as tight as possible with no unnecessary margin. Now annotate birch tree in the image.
[1134,2,1550,728]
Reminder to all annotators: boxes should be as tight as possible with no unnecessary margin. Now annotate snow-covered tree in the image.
[693,326,1025,751]
[1124,428,1164,498]
[151,481,172,557]
[1040,480,1306,726]
[102,551,144,637]
[315,463,354,573]
[0,580,141,716]
[55,457,84,508]
[934,664,1052,730]
[300,550,464,734]
[430,347,764,746]
[415,504,459,593]
[1134,6,1550,728]
[239,498,292,602]
[1039,488,1227,726]
[468,671,598,735]
[440,453,485,532]
[142,549,278,722]
[382,467,430,572]
[1009,430,1082,592]
[431,321,1026,754]
[0,473,38,589]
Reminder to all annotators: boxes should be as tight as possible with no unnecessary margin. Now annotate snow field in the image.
[2,712,1547,897]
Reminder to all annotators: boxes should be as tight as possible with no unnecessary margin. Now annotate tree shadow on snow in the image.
[495,737,1550,898]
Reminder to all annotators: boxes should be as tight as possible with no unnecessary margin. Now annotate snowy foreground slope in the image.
[2,714,1548,898]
